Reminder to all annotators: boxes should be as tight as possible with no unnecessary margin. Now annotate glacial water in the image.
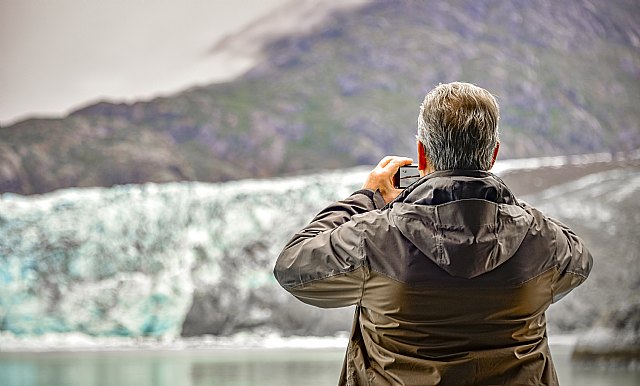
[1,344,638,386]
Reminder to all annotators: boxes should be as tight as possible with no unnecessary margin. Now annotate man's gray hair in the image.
[417,82,500,171]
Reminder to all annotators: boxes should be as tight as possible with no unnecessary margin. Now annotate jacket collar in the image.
[387,169,519,208]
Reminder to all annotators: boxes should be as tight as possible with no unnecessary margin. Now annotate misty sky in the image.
[0,0,291,126]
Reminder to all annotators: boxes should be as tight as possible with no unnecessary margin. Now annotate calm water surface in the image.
[1,345,638,386]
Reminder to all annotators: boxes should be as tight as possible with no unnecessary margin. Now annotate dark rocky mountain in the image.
[1,0,639,195]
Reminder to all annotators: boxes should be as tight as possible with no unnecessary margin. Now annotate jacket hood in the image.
[390,170,533,279]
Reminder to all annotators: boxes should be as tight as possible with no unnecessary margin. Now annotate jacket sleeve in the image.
[547,216,594,303]
[273,189,382,308]
[518,200,593,303]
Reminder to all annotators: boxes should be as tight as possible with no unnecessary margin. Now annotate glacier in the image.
[1,158,638,346]
[0,167,370,338]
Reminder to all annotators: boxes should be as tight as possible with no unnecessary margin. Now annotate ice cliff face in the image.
[523,168,640,334]
[522,167,640,363]
[1,162,638,339]
[0,168,368,337]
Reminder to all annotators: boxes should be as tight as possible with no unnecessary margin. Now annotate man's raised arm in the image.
[273,156,411,308]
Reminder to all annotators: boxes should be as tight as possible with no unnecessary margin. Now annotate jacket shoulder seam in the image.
[358,226,367,304]
[367,265,558,289]
[516,265,557,286]
[286,265,364,289]
[556,266,589,281]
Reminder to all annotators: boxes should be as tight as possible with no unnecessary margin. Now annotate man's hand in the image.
[362,156,413,204]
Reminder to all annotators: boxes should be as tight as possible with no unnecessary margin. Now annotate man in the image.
[273,82,592,385]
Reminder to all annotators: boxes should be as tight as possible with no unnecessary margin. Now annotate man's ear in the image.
[490,141,500,169]
[417,141,428,172]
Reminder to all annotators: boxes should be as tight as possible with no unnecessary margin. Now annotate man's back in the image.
[275,171,591,385]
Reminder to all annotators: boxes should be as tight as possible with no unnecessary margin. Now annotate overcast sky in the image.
[0,0,291,126]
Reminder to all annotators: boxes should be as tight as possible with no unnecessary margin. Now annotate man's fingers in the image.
[376,156,395,169]
[380,157,413,175]
[387,157,413,170]
[376,156,413,171]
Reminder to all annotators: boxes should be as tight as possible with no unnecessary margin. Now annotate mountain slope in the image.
[1,0,639,195]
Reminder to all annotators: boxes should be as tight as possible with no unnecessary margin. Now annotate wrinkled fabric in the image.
[274,171,593,385]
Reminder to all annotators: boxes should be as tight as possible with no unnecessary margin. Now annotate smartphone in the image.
[393,164,420,189]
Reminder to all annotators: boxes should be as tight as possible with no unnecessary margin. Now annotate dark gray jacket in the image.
[274,170,592,385]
